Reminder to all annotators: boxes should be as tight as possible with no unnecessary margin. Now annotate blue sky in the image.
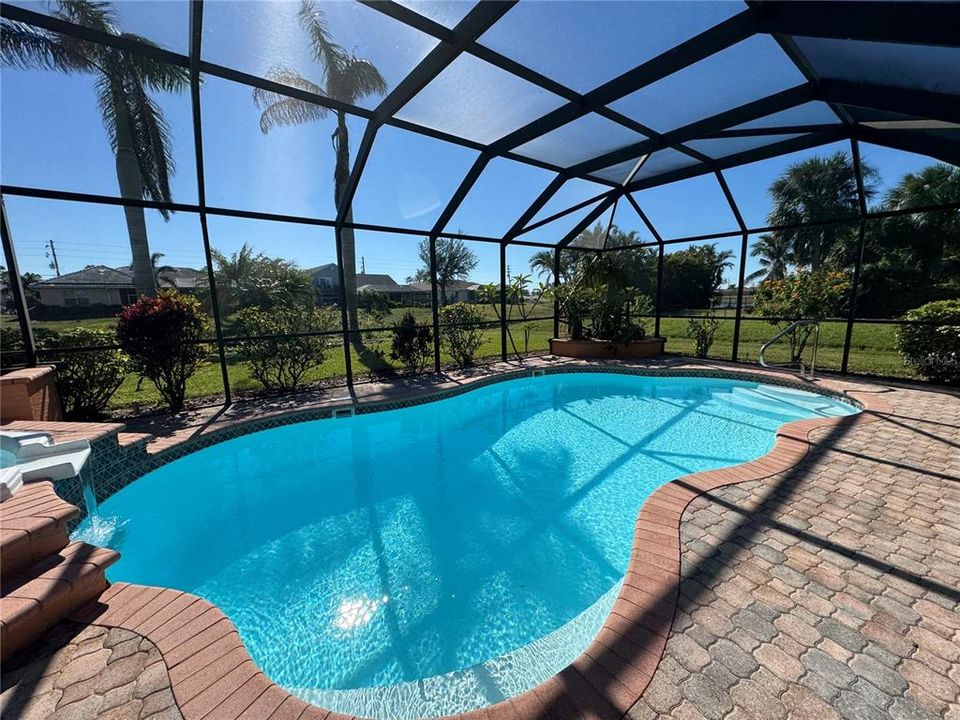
[0,0,940,287]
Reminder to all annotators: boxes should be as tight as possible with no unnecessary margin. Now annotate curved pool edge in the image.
[68,367,893,720]
[140,365,870,479]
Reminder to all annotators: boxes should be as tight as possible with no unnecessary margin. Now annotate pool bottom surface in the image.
[74,373,857,718]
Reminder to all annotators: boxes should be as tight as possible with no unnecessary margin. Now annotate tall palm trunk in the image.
[333,110,358,331]
[114,95,157,298]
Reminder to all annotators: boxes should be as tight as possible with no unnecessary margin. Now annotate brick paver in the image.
[0,621,183,720]
[628,384,960,720]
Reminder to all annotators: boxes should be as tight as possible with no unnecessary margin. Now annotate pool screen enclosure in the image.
[1,0,958,399]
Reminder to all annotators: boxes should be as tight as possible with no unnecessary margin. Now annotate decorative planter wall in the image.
[549,337,666,359]
[0,366,63,422]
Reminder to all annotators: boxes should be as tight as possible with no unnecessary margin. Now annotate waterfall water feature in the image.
[80,467,98,518]
[72,466,129,550]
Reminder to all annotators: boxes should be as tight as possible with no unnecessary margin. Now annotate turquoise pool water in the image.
[74,373,856,717]
[0,448,17,467]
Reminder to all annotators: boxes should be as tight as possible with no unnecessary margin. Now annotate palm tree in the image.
[767,152,876,270]
[746,233,793,285]
[2,1,189,298]
[529,249,580,283]
[252,0,386,331]
[882,164,960,270]
[150,252,176,288]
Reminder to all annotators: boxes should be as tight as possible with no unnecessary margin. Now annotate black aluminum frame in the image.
[1,0,958,399]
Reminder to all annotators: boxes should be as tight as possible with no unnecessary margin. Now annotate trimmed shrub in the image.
[391,311,433,373]
[0,326,58,369]
[896,300,960,384]
[234,305,339,390]
[117,291,209,411]
[439,302,485,369]
[43,328,129,420]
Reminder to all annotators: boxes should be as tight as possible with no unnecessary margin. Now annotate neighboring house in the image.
[712,287,754,311]
[306,263,340,304]
[307,265,481,305]
[31,264,204,318]
[444,280,483,304]
[406,280,481,304]
[397,284,432,306]
[355,273,403,296]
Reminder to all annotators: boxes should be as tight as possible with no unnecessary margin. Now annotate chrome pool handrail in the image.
[759,320,820,379]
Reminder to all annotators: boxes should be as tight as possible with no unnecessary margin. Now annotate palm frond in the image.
[297,0,345,79]
[119,76,176,215]
[328,56,387,104]
[119,35,190,92]
[51,0,119,64]
[54,0,119,34]
[94,70,120,150]
[0,19,91,72]
[253,68,331,132]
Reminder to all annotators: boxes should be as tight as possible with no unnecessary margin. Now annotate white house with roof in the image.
[30,265,204,317]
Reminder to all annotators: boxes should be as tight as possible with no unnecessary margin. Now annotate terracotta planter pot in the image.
[549,337,666,359]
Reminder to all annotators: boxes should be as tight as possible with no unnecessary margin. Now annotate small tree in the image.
[478,275,549,354]
[117,291,209,411]
[45,328,130,420]
[686,315,722,359]
[357,291,392,354]
[589,289,652,344]
[752,270,850,362]
[553,283,598,341]
[208,244,314,315]
[390,311,433,373]
[234,305,338,391]
[409,237,479,305]
[896,300,960,384]
[439,302,485,368]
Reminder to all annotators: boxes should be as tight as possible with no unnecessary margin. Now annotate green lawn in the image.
[1,315,120,335]
[656,316,917,380]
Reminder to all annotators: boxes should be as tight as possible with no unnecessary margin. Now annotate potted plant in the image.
[550,254,665,359]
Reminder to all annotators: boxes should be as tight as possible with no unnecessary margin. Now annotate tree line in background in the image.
[750,155,958,318]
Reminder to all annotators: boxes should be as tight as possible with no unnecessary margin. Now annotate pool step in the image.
[0,480,78,576]
[713,387,835,421]
[0,541,118,661]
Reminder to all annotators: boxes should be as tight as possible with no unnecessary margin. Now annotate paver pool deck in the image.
[2,358,958,720]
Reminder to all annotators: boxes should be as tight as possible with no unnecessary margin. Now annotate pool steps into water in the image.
[0,480,119,661]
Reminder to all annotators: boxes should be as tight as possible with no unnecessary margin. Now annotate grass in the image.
[3,306,920,412]
[657,316,918,380]
[108,321,556,410]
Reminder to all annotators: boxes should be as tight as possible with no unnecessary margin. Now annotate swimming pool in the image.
[74,372,857,717]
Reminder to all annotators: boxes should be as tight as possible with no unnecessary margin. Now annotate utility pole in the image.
[45,239,60,277]
[360,256,366,274]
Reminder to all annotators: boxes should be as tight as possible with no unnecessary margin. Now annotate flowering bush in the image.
[234,305,338,390]
[44,328,130,420]
[896,300,960,384]
[117,291,209,411]
[753,270,850,362]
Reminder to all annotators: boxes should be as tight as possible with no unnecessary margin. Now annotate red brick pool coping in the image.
[66,368,894,720]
